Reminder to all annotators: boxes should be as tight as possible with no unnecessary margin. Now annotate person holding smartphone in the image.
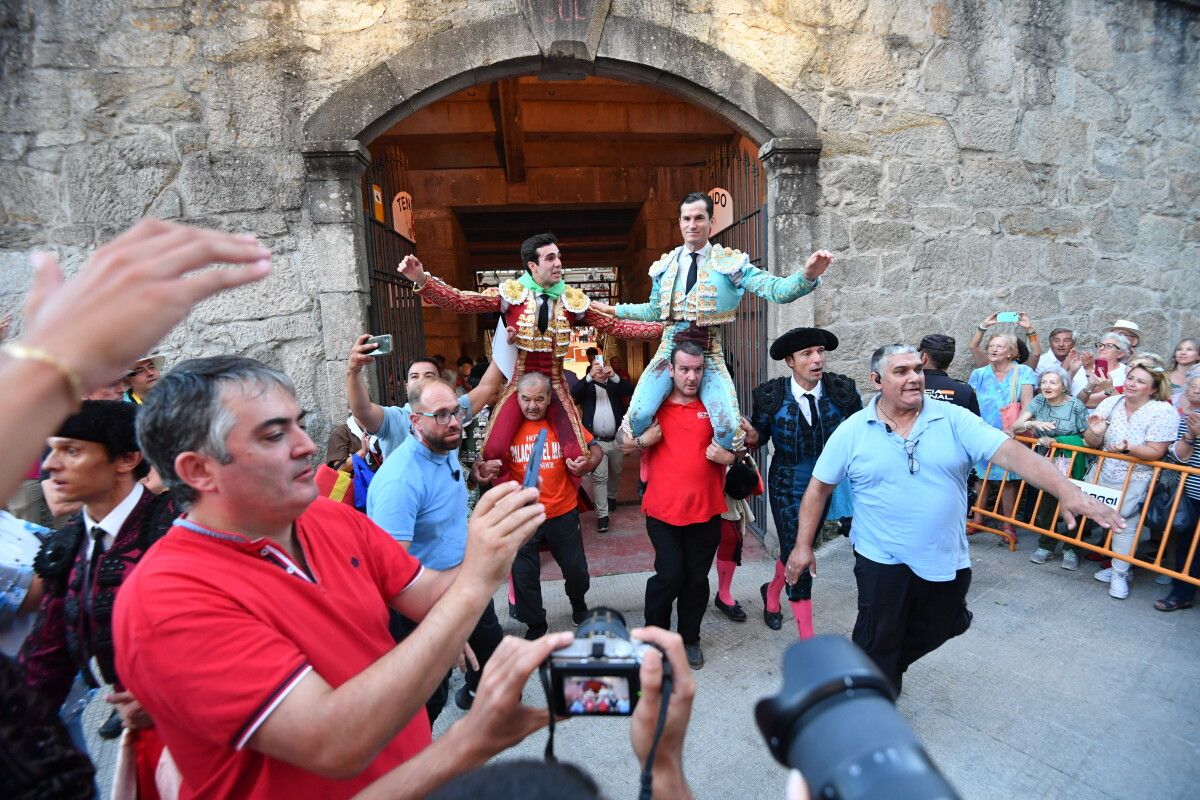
[969,311,1041,368]
[480,371,603,640]
[1073,331,1132,409]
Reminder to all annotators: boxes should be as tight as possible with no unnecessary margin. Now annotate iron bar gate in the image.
[361,148,424,405]
[707,142,770,539]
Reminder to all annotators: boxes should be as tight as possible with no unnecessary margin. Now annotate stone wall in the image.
[1,0,1196,445]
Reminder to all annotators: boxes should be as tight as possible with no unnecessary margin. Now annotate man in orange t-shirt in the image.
[620,339,734,670]
[496,371,602,638]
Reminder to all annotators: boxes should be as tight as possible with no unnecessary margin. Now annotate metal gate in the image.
[707,142,770,539]
[361,148,424,405]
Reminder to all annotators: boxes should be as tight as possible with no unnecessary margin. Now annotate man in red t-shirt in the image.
[482,371,602,639]
[114,356,547,799]
[621,339,734,669]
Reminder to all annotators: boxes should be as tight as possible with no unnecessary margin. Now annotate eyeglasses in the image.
[904,437,920,475]
[415,407,468,425]
[1096,342,1121,351]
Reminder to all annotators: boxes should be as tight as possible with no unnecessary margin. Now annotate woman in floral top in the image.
[1082,358,1178,599]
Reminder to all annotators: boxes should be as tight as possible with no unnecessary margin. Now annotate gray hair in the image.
[1188,365,1200,383]
[407,377,454,410]
[1048,327,1076,341]
[136,355,295,504]
[517,371,551,393]
[1098,331,1131,354]
[1038,365,1072,390]
[869,343,919,376]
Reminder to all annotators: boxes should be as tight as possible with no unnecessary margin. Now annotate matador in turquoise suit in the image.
[593,192,834,451]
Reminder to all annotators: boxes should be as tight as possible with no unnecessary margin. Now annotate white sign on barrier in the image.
[1069,479,1123,508]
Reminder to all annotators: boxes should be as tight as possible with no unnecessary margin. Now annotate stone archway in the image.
[299,2,822,420]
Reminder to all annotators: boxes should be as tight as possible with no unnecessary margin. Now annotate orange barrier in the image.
[969,436,1200,587]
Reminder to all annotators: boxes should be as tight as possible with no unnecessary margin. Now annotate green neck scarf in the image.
[518,272,566,299]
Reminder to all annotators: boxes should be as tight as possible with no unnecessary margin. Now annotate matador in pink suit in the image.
[399,233,664,486]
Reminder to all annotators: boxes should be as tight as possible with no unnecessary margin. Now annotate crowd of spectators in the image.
[0,218,1193,800]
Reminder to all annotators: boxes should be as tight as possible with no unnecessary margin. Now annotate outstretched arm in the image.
[584,308,665,340]
[400,254,502,315]
[740,250,833,304]
[465,361,505,416]
[346,334,386,434]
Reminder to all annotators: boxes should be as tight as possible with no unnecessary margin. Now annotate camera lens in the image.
[756,635,960,800]
[575,607,630,641]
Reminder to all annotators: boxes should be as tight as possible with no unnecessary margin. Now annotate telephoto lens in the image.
[755,635,961,800]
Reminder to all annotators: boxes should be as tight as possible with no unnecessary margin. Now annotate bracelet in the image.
[1027,332,1039,339]
[977,325,988,332]
[635,435,645,449]
[1,342,83,410]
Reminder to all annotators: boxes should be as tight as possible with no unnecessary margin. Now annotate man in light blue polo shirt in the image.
[367,378,504,716]
[346,337,504,458]
[786,344,1123,692]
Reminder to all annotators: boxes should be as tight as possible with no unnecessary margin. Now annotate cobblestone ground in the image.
[86,533,1200,799]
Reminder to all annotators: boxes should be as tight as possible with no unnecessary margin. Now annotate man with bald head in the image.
[486,371,602,639]
[367,378,503,717]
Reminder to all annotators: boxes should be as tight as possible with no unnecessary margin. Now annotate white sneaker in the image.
[1061,551,1079,571]
[1094,567,1113,583]
[1109,571,1130,599]
[1030,548,1053,564]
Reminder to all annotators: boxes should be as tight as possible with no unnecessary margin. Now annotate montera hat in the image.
[54,400,140,456]
[769,327,839,361]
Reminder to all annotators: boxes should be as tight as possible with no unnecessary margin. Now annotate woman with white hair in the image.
[968,332,1036,536]
[1014,366,1090,568]
[1073,331,1131,409]
[1083,357,1178,599]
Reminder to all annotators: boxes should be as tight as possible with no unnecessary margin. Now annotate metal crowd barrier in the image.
[968,435,1200,587]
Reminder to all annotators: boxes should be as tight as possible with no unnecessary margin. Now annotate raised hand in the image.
[398,254,429,286]
[347,333,378,372]
[802,250,834,281]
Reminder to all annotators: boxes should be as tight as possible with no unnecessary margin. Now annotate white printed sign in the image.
[1069,479,1123,508]
[391,191,415,243]
[708,187,733,236]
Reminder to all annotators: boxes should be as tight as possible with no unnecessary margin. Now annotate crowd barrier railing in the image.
[968,435,1200,587]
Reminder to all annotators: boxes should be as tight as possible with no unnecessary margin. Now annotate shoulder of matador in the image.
[496,280,527,305]
[647,248,679,280]
[708,245,750,276]
[561,285,591,314]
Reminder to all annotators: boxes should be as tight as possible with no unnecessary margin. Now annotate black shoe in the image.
[97,709,124,740]
[760,583,783,631]
[572,604,589,626]
[714,596,747,622]
[455,685,475,710]
[684,643,704,670]
[524,625,548,641]
[597,515,609,533]
[508,602,524,623]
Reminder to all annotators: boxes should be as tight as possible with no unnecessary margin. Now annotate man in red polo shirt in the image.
[114,356,546,799]
[622,339,734,669]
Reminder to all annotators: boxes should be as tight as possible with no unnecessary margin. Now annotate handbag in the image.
[1144,457,1183,533]
[999,368,1022,431]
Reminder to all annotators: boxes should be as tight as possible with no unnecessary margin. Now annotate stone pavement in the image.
[431,533,1200,800]
[81,531,1200,799]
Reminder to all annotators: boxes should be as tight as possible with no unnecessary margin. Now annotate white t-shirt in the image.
[0,510,51,657]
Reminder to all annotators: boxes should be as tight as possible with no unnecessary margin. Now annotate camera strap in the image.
[537,662,558,763]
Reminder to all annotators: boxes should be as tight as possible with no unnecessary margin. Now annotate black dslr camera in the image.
[546,608,654,717]
[756,635,961,800]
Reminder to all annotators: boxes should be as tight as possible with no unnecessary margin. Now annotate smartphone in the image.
[595,354,604,367]
[523,428,549,489]
[365,334,393,357]
[996,311,1020,323]
[1095,359,1109,378]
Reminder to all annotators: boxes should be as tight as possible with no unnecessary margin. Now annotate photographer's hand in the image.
[628,626,695,800]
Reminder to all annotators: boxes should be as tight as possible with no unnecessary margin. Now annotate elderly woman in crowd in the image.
[1015,366,1089,569]
[1168,338,1198,403]
[969,332,1036,536]
[1083,357,1178,599]
[1073,331,1132,409]
[1177,367,1200,417]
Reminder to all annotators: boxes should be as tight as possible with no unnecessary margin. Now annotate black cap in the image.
[769,328,839,361]
[54,400,140,456]
[918,333,955,354]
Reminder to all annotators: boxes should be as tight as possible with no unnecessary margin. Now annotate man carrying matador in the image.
[397,234,664,484]
[591,192,834,452]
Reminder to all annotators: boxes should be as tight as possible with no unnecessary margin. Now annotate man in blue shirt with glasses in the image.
[786,344,1124,693]
[368,378,503,717]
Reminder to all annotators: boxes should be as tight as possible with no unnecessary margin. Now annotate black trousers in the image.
[644,515,722,645]
[851,551,973,692]
[513,509,590,633]
[389,598,505,722]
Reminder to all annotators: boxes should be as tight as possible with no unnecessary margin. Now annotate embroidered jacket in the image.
[416,277,665,348]
[20,489,177,707]
[615,245,820,327]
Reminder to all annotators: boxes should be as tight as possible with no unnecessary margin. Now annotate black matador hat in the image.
[769,327,839,361]
[54,400,140,456]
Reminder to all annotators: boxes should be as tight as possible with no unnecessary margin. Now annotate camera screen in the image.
[561,675,633,716]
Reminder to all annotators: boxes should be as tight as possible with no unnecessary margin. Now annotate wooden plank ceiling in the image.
[373,76,737,175]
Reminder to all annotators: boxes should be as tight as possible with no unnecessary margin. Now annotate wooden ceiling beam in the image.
[496,79,527,184]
